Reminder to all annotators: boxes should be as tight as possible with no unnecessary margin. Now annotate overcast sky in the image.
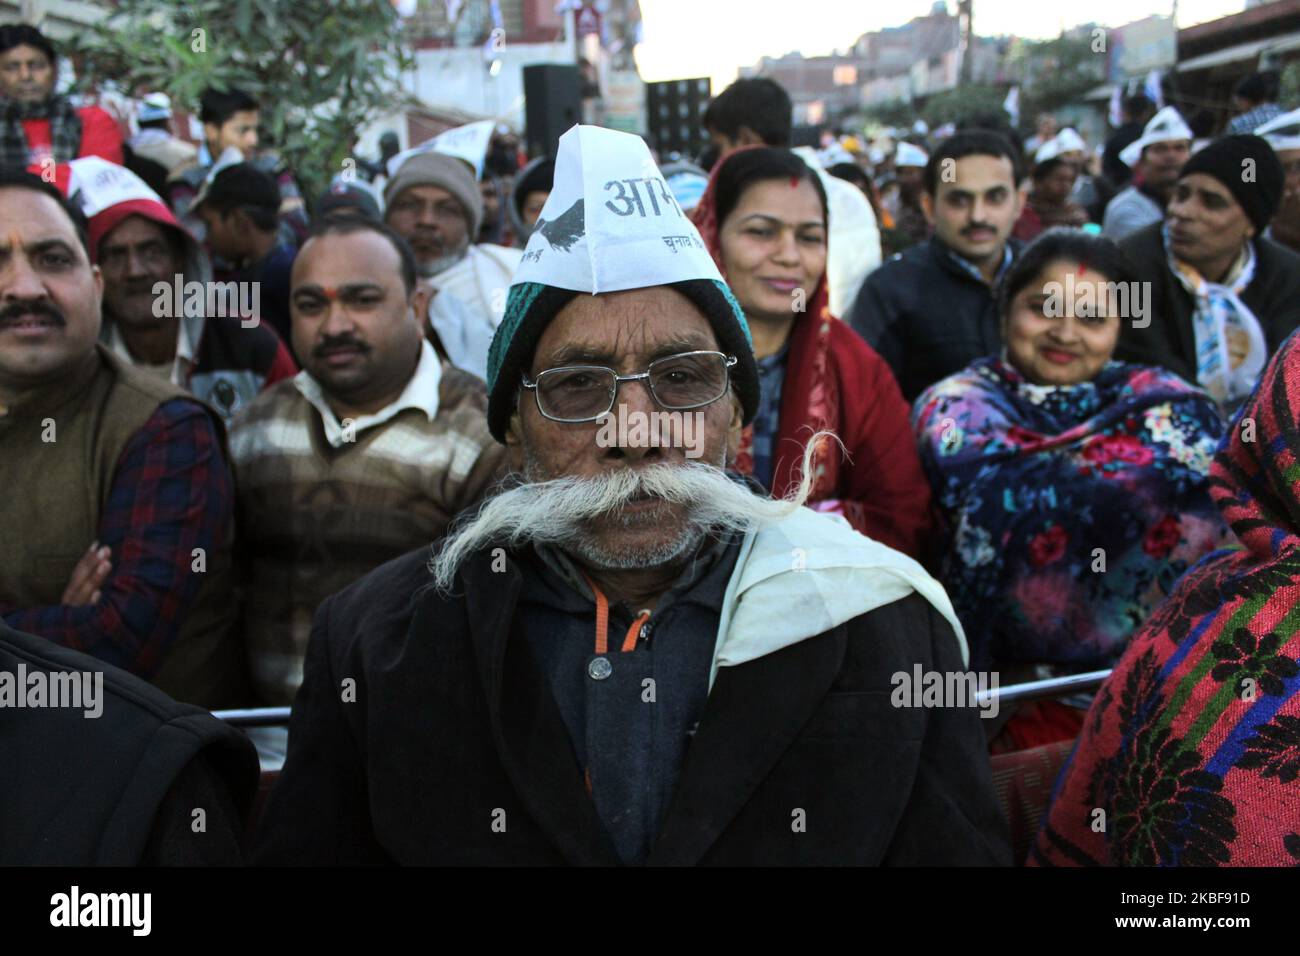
[634,0,1247,89]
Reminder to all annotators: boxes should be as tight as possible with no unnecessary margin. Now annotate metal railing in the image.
[975,669,1111,709]
[213,670,1114,729]
[213,706,292,727]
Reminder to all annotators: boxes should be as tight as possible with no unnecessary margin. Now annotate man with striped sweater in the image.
[229,216,505,705]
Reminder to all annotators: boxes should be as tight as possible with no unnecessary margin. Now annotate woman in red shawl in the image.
[694,146,933,559]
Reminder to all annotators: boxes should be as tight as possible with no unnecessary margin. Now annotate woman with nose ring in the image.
[913,228,1230,750]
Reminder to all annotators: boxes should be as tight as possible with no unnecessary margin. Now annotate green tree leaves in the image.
[67,0,413,199]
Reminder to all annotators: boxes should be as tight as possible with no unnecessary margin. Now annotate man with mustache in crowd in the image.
[1116,135,1300,414]
[384,151,523,380]
[848,131,1025,402]
[254,127,1009,866]
[0,169,243,708]
[228,216,505,705]
[67,157,296,424]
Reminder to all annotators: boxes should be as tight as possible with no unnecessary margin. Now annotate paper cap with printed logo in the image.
[485,124,758,442]
[386,120,496,181]
[1120,106,1193,168]
[66,156,185,260]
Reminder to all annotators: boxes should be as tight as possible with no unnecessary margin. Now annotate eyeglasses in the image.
[521,350,738,424]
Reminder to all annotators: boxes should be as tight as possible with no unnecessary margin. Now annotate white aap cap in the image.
[895,142,929,168]
[1256,107,1300,154]
[66,157,163,219]
[137,92,171,123]
[1035,128,1085,165]
[386,119,496,180]
[510,124,722,295]
[1120,106,1193,168]
[1053,127,1086,154]
[1034,137,1064,164]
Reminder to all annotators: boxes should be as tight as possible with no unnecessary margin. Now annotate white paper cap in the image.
[387,120,496,180]
[1120,106,1193,168]
[510,125,723,295]
[895,142,929,168]
[1256,107,1300,153]
[1054,127,1086,154]
[67,157,163,218]
[1034,137,1064,164]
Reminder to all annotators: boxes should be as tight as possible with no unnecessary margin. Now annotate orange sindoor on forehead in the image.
[320,286,340,300]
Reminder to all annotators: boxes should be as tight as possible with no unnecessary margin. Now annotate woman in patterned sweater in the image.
[1033,327,1300,866]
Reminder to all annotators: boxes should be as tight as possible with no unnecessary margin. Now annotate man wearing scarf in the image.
[254,125,1008,867]
[0,24,122,174]
[1116,135,1300,414]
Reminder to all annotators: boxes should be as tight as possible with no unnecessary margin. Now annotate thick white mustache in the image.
[428,433,836,592]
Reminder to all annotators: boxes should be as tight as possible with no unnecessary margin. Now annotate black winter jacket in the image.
[254,543,1011,866]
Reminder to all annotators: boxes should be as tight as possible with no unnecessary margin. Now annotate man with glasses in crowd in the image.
[255,126,1009,866]
[227,216,504,705]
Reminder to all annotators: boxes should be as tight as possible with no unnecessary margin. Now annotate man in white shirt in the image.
[383,151,521,380]
[228,216,504,703]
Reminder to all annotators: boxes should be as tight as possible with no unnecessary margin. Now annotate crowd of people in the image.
[3,18,1300,866]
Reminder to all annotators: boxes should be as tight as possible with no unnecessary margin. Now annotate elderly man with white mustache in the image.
[255,127,1010,867]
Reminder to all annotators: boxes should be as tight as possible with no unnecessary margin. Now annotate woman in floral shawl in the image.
[914,229,1229,746]
[1032,328,1300,866]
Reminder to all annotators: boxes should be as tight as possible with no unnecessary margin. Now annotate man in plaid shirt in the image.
[0,169,241,708]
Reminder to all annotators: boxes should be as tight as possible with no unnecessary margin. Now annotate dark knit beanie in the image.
[1179,134,1284,234]
[485,278,760,443]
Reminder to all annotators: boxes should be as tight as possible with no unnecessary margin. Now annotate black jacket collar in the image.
[437,544,846,865]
